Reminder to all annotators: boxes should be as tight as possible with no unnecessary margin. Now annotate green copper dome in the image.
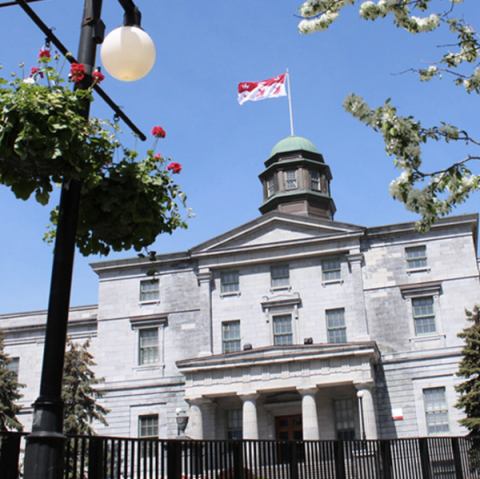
[270,135,319,158]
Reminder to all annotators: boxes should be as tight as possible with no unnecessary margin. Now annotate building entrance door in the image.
[275,414,304,463]
[275,414,303,440]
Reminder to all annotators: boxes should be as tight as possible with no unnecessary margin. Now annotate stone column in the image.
[298,387,319,440]
[355,382,378,439]
[346,252,370,340]
[186,397,207,439]
[239,393,259,440]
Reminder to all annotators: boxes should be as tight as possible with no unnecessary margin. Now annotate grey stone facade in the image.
[1,136,479,441]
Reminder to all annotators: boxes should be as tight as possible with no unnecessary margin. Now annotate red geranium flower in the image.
[167,162,182,174]
[92,71,105,84]
[151,126,166,138]
[38,49,51,60]
[30,67,44,79]
[70,63,86,83]
[154,153,163,160]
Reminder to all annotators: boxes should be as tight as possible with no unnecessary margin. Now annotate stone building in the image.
[2,136,479,441]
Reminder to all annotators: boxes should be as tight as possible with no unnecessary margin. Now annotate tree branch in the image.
[414,156,480,178]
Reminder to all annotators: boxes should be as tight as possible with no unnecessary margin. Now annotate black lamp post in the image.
[18,1,155,478]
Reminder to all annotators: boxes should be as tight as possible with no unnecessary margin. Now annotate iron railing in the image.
[2,432,480,479]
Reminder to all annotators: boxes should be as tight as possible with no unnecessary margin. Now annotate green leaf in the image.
[35,189,50,205]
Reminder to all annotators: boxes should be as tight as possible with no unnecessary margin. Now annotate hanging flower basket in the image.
[0,59,114,204]
[2,51,189,255]
[74,154,187,256]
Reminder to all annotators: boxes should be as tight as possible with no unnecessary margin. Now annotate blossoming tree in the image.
[297,0,479,230]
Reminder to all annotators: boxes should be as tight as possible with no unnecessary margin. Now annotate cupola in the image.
[258,135,336,219]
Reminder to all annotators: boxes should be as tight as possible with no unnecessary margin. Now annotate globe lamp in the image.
[100,25,155,81]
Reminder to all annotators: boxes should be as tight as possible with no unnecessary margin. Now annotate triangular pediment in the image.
[191,212,365,254]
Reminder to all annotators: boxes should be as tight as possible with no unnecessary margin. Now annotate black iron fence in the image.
[2,432,480,479]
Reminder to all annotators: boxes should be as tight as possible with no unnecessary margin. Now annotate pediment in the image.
[191,212,365,254]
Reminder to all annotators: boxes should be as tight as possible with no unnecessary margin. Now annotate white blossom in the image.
[298,11,340,33]
[359,1,380,20]
[464,68,480,93]
[403,144,421,159]
[299,0,326,18]
[389,179,402,199]
[343,93,370,118]
[461,175,476,188]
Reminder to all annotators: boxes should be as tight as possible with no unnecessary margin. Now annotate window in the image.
[138,414,159,460]
[310,171,320,191]
[140,279,159,302]
[222,321,241,353]
[326,309,347,343]
[271,265,289,289]
[424,387,449,434]
[413,297,436,335]
[285,170,297,190]
[7,357,19,377]
[139,328,159,365]
[333,398,355,440]
[267,176,275,197]
[273,315,293,346]
[322,258,341,282]
[139,414,159,438]
[221,272,239,294]
[406,245,427,270]
[226,409,243,439]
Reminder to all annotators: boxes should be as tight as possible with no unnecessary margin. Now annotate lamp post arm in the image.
[0,0,43,8]
[14,0,147,140]
[117,0,141,27]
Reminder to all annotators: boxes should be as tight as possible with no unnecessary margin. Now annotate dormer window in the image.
[310,171,320,191]
[267,176,275,198]
[285,170,297,190]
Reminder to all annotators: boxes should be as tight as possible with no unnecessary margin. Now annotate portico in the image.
[177,342,380,441]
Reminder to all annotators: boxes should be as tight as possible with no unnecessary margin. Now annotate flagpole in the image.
[286,68,294,136]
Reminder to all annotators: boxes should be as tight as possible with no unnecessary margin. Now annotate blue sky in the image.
[1,0,479,314]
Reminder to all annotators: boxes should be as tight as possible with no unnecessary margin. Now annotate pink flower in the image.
[38,49,51,60]
[30,67,44,79]
[154,153,163,160]
[92,71,105,84]
[70,63,86,83]
[167,162,182,174]
[151,126,166,138]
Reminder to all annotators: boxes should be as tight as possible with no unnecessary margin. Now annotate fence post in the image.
[451,437,464,479]
[419,438,432,479]
[379,440,393,479]
[167,440,183,479]
[0,433,22,479]
[88,437,105,479]
[232,440,244,479]
[334,441,346,479]
[192,440,204,478]
[289,441,299,479]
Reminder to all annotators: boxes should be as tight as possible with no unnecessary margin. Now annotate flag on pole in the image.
[238,74,287,105]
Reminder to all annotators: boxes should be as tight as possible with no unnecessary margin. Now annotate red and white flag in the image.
[238,74,287,105]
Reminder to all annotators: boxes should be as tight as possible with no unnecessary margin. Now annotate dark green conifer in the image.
[62,339,109,435]
[455,305,480,433]
[0,331,24,431]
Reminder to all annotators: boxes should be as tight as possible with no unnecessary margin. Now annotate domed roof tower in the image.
[258,135,336,219]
